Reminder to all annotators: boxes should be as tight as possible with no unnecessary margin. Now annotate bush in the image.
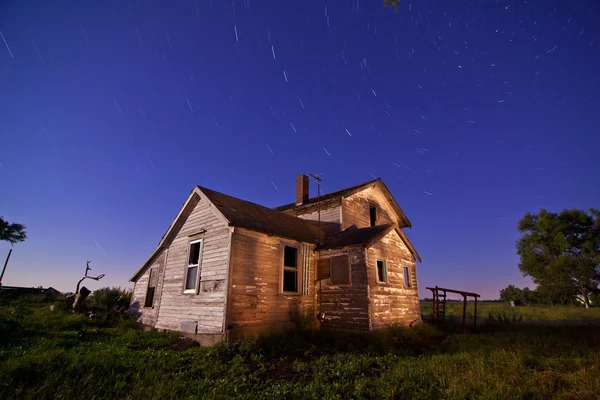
[87,287,131,312]
[487,311,523,325]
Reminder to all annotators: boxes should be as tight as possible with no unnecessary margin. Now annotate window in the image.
[403,266,411,288]
[283,246,298,292]
[369,206,377,227]
[377,259,387,283]
[184,240,202,292]
[330,255,351,285]
[144,268,158,307]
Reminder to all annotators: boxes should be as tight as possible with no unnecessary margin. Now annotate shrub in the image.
[487,311,523,325]
[88,287,132,312]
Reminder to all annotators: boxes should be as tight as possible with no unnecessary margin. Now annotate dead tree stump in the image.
[73,286,91,311]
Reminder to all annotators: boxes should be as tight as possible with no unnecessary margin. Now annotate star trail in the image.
[0,0,598,297]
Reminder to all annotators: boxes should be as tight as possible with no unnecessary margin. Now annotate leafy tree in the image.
[516,209,600,308]
[499,285,522,303]
[0,217,27,245]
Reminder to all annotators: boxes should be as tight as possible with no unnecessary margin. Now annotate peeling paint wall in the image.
[317,246,370,331]
[155,194,231,334]
[131,251,165,327]
[342,187,395,229]
[282,198,342,233]
[228,228,316,337]
[366,230,420,328]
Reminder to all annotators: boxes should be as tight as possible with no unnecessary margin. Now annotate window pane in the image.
[185,266,198,290]
[403,267,410,288]
[189,242,201,265]
[377,260,386,282]
[284,246,297,268]
[283,270,297,292]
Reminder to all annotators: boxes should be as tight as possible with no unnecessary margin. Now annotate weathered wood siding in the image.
[228,228,316,337]
[342,187,395,229]
[131,252,166,327]
[317,247,370,331]
[155,193,231,334]
[366,230,420,328]
[282,199,341,233]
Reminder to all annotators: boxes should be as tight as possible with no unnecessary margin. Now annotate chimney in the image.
[296,174,309,205]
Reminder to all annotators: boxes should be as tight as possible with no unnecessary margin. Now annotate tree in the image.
[516,209,600,308]
[0,217,27,286]
[499,285,522,303]
[0,217,27,245]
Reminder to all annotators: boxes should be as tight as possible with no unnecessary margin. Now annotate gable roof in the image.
[319,224,395,250]
[131,179,420,282]
[318,223,422,262]
[198,186,325,244]
[274,178,379,212]
[274,178,412,228]
[130,186,326,282]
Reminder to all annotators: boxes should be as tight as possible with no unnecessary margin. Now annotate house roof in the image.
[197,186,325,244]
[274,178,412,228]
[274,178,379,212]
[319,224,395,250]
[318,223,422,262]
[131,180,419,282]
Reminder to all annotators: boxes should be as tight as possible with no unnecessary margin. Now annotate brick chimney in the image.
[296,174,309,205]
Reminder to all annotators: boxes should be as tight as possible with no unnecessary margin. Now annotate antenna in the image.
[306,173,322,226]
[307,173,325,323]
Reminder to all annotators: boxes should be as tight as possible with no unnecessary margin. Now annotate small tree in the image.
[0,217,27,244]
[0,217,27,286]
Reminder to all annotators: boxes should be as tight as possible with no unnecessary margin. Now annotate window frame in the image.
[369,206,378,227]
[330,255,351,286]
[403,266,411,288]
[376,259,388,283]
[281,244,301,295]
[183,239,203,294]
[144,268,157,308]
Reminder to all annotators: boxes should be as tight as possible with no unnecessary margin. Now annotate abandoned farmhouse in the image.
[130,175,421,342]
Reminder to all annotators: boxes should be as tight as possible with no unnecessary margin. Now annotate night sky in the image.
[1,0,598,299]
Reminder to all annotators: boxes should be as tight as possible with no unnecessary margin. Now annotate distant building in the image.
[130,175,421,344]
[0,286,61,299]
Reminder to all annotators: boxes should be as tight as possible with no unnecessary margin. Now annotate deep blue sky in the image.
[1,0,598,299]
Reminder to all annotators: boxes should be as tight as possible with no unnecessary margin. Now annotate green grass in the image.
[1,297,600,399]
[420,300,600,321]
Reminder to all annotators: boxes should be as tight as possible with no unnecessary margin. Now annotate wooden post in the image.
[461,294,467,333]
[432,286,438,320]
[473,296,477,326]
[0,249,13,287]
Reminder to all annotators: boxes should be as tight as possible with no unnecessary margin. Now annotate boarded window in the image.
[330,255,350,285]
[185,240,202,292]
[144,268,158,307]
[369,206,377,227]
[377,259,387,283]
[283,246,298,292]
[403,266,411,288]
[317,258,330,280]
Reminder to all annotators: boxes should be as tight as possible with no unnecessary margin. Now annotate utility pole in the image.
[0,249,13,287]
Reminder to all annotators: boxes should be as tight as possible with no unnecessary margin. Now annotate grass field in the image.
[1,297,600,399]
[420,300,600,321]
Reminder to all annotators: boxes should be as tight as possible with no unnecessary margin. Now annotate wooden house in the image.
[130,175,421,344]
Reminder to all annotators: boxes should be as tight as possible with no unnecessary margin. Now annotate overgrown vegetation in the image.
[1,296,600,399]
[87,287,132,312]
[421,300,600,321]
